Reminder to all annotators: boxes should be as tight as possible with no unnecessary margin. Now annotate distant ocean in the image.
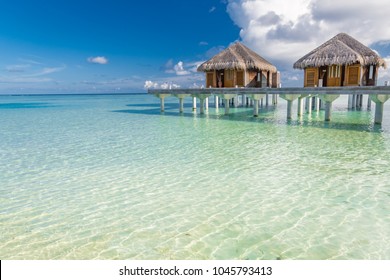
[1,93,390,259]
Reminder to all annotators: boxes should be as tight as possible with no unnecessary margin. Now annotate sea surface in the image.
[1,93,390,260]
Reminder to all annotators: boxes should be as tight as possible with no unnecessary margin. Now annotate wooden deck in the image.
[148,86,390,124]
[148,86,390,95]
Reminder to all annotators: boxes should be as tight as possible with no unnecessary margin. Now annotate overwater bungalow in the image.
[149,35,390,124]
[197,42,279,88]
[293,33,386,87]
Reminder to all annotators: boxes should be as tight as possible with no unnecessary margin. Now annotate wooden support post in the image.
[371,94,390,124]
[155,93,171,113]
[179,98,184,113]
[318,94,339,121]
[348,94,353,109]
[215,96,219,109]
[325,101,332,121]
[306,97,312,114]
[287,100,293,119]
[205,97,209,110]
[315,97,320,111]
[367,96,372,110]
[297,97,303,116]
[192,97,197,110]
[160,97,165,112]
[355,94,358,108]
[374,102,384,124]
[234,97,239,107]
[199,98,205,114]
[253,99,259,117]
[279,94,300,120]
[266,93,269,107]
[305,97,308,111]
[224,99,230,115]
[246,94,265,116]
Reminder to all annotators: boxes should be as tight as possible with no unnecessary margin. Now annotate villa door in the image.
[347,66,360,86]
[327,65,341,87]
[224,69,234,87]
[206,72,214,87]
[236,71,244,86]
[304,68,318,87]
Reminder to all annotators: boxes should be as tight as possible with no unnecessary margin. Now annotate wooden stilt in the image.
[325,101,332,121]
[306,97,312,114]
[224,99,230,115]
[253,99,259,117]
[297,97,303,116]
[179,98,184,113]
[160,97,165,112]
[367,96,371,110]
[199,98,205,114]
[287,100,293,119]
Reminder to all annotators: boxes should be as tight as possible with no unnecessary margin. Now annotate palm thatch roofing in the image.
[293,33,386,69]
[197,42,277,73]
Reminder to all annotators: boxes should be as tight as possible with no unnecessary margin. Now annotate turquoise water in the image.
[1,94,390,260]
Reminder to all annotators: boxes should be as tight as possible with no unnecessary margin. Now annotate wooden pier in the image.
[148,86,390,124]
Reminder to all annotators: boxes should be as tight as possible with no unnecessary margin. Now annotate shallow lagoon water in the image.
[1,93,390,259]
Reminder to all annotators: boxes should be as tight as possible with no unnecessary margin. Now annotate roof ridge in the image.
[197,41,277,72]
[293,33,386,69]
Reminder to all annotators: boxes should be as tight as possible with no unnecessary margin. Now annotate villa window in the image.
[328,65,341,78]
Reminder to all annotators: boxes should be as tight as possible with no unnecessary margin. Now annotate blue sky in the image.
[1,0,390,93]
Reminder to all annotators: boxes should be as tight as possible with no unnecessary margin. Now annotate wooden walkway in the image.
[148,86,390,124]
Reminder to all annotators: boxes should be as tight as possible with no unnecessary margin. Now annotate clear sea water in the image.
[1,93,390,260]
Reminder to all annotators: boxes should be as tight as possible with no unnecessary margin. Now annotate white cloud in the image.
[163,60,193,76]
[30,66,66,76]
[160,83,170,89]
[199,41,209,46]
[145,81,181,90]
[190,83,204,89]
[18,57,43,65]
[226,0,390,73]
[87,56,109,64]
[144,73,204,90]
[5,64,31,73]
[0,64,66,86]
[144,80,159,89]
[186,61,204,73]
[287,75,299,81]
[174,61,191,75]
[209,6,216,13]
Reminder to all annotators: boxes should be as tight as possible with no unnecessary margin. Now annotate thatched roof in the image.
[293,33,386,69]
[197,42,277,73]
